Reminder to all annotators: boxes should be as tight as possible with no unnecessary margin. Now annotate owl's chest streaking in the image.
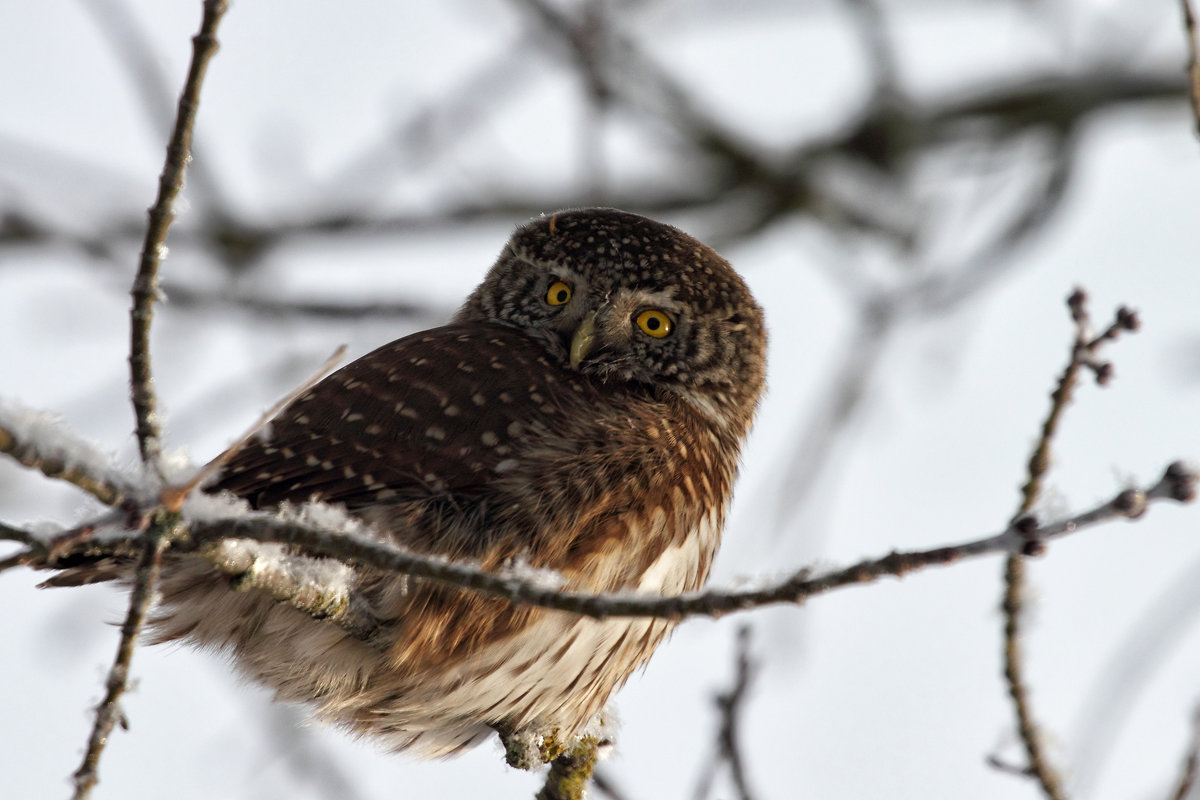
[216,322,739,588]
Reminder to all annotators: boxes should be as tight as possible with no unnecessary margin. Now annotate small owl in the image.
[72,208,767,756]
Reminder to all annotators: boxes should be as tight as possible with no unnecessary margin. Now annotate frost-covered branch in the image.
[8,462,1193,627]
[198,467,1191,622]
[0,399,142,508]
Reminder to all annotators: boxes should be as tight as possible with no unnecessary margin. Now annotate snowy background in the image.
[1,1,1199,798]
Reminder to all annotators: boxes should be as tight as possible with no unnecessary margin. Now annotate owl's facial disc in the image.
[456,208,766,414]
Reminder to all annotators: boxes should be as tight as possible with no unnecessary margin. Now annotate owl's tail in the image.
[37,557,133,587]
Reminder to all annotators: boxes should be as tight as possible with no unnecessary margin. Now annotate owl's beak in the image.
[569,312,598,370]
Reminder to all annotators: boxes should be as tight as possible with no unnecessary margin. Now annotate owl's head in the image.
[458,208,766,426]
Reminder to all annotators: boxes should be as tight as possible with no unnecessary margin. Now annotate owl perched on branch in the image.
[59,208,767,757]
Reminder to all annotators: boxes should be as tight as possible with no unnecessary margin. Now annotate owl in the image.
[66,208,767,757]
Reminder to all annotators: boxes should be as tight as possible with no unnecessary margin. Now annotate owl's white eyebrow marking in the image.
[616,287,682,311]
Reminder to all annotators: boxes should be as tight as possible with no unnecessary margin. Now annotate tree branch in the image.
[998,289,1143,800]
[128,0,227,467]
[71,511,177,800]
[71,3,231,799]
[9,462,1192,626]
[535,737,601,800]
[0,400,138,508]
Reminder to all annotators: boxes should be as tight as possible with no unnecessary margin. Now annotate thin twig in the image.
[71,4,231,798]
[1001,556,1063,799]
[128,0,228,467]
[1181,0,1200,145]
[71,512,177,800]
[998,289,1142,800]
[999,291,1092,800]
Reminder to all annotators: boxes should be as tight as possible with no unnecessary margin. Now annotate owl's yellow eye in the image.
[635,309,673,339]
[546,280,573,306]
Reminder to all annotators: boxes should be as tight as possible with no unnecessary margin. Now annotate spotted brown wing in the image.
[213,323,573,516]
